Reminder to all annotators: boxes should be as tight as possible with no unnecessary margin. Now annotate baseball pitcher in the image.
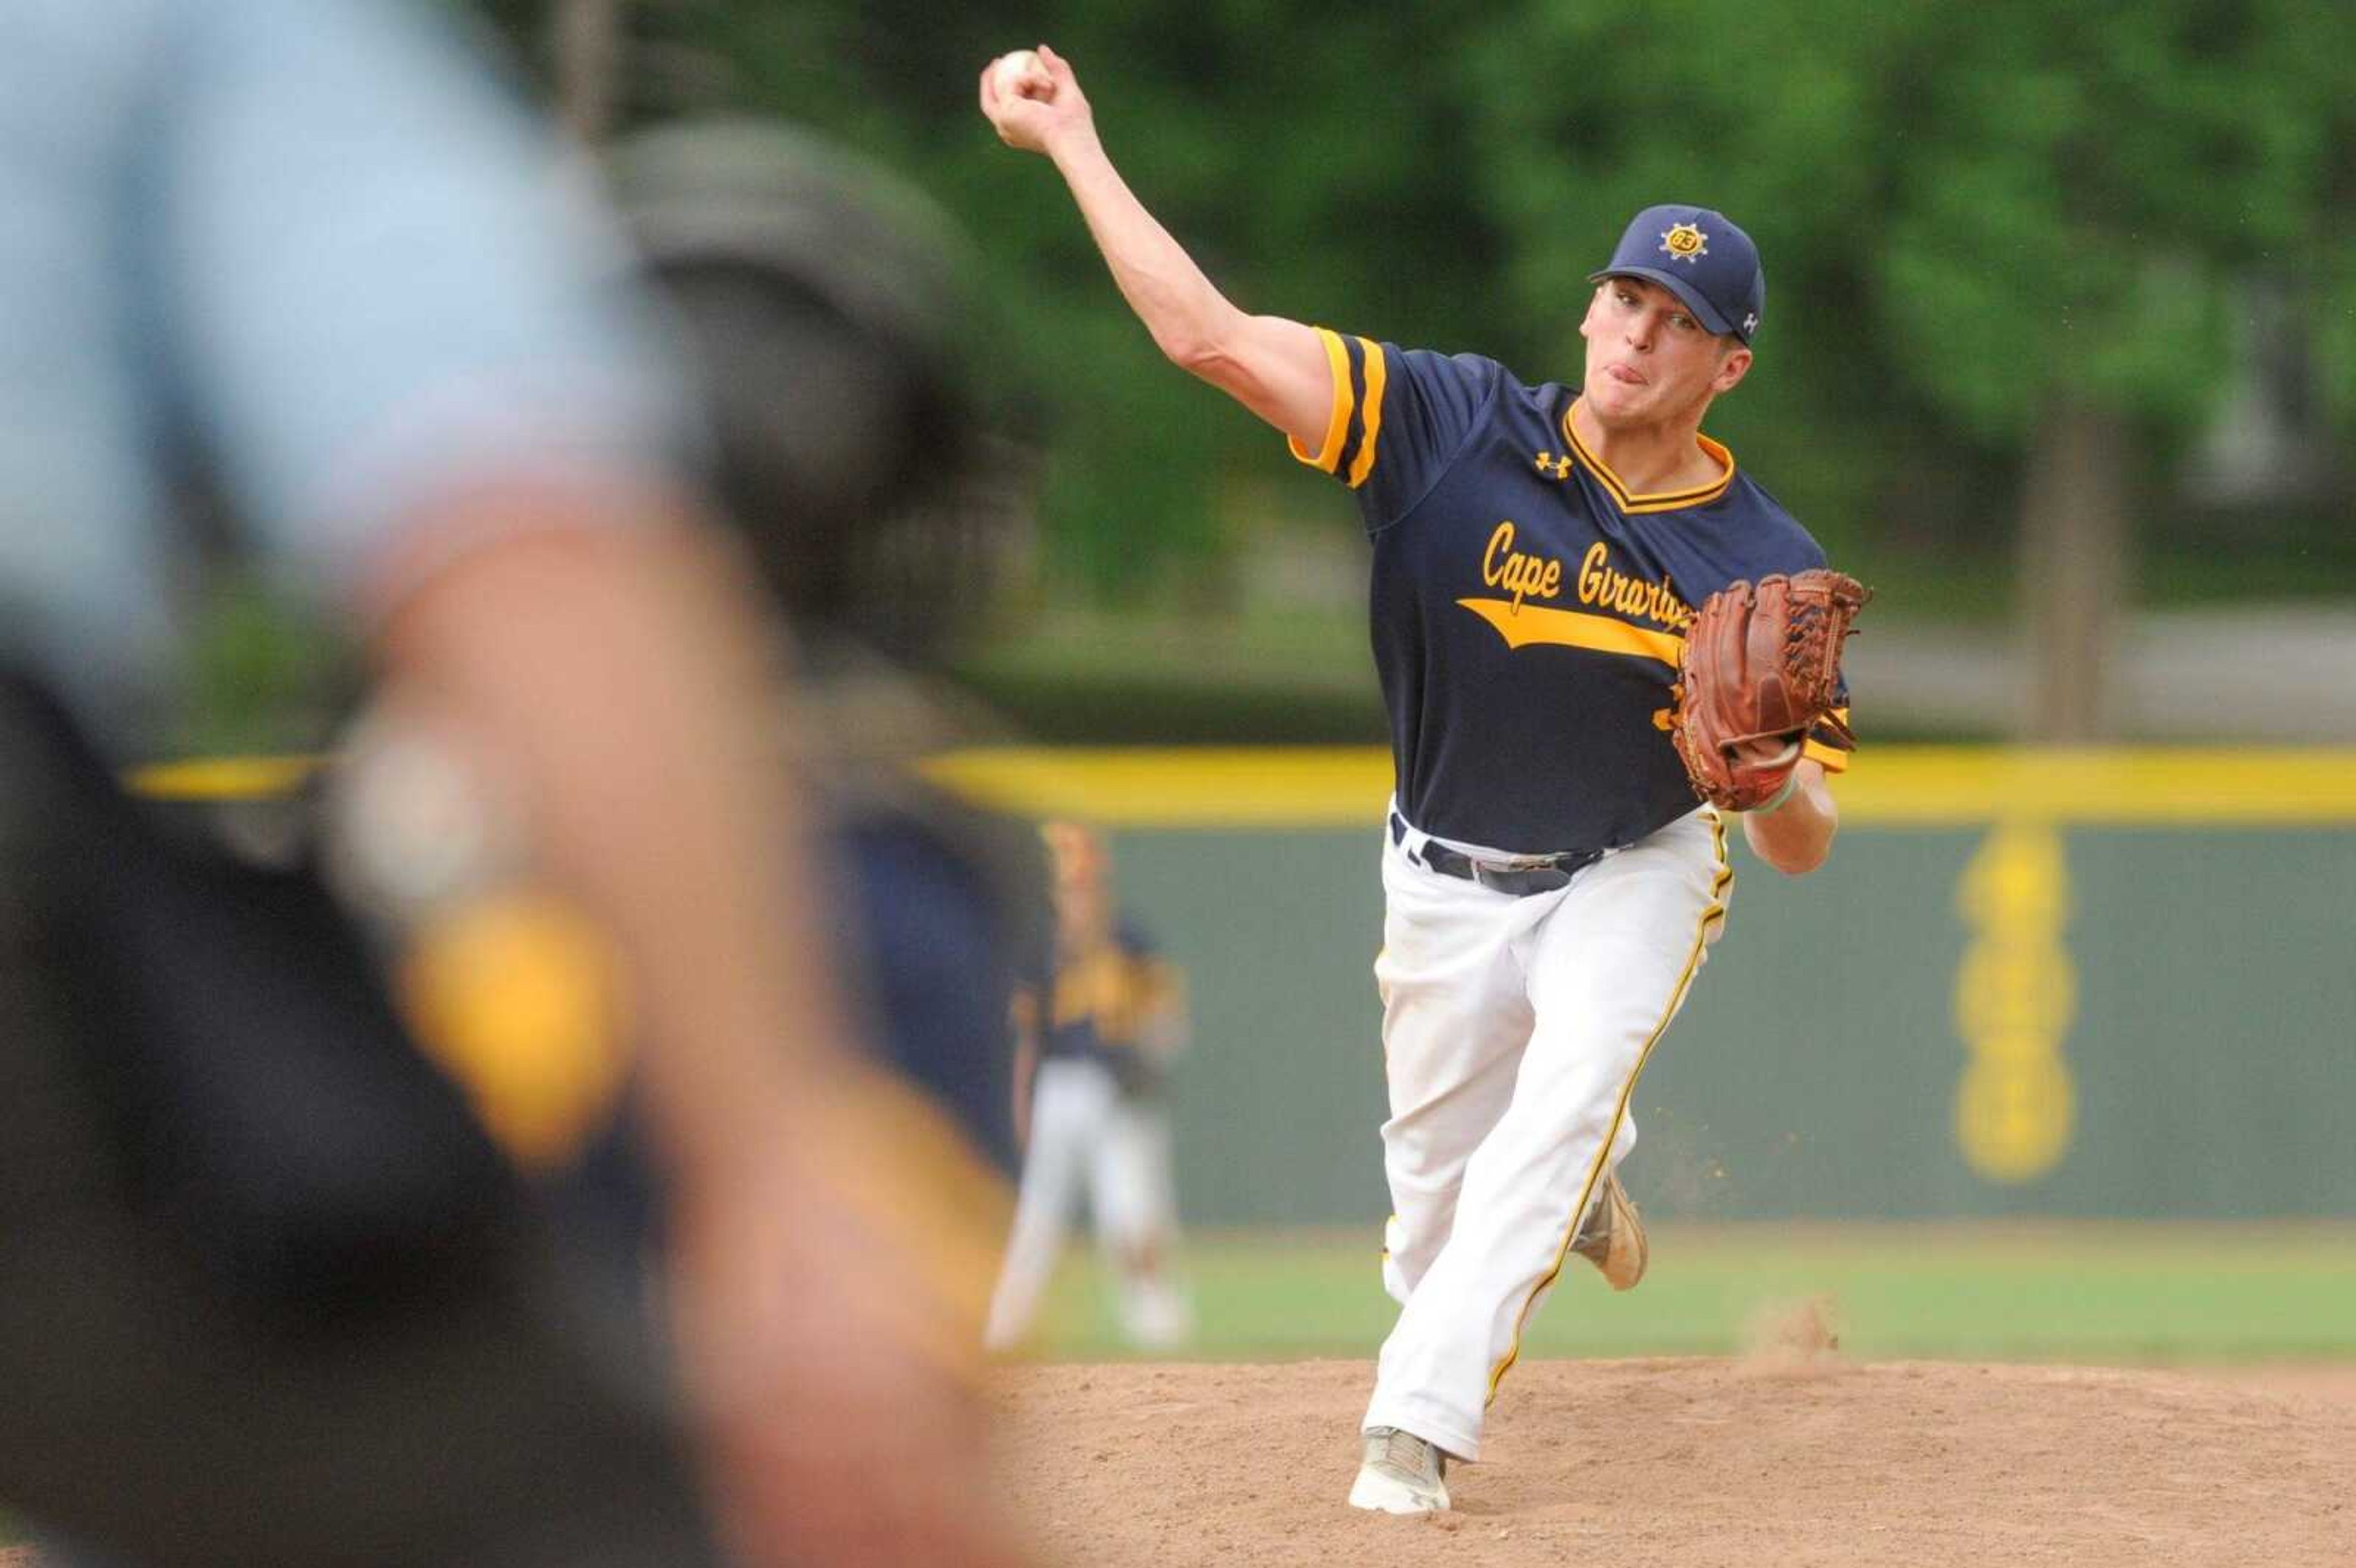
[980,44,1863,1515]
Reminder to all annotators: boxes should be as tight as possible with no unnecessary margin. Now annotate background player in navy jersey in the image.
[987,821,1194,1353]
[982,45,1858,1515]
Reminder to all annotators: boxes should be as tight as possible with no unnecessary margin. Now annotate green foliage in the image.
[474,1,2355,607]
[1861,2,2337,438]
[1458,0,2352,559]
[178,574,352,757]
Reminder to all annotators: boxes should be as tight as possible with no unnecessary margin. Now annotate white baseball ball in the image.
[991,49,1049,101]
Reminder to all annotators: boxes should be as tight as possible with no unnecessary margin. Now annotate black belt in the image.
[1390,813,1604,897]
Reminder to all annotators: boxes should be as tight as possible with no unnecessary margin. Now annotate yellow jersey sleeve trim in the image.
[1803,738,1853,773]
[1286,326,1354,474]
[1345,336,1388,489]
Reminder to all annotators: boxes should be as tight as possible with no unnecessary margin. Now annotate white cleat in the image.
[1121,1280,1195,1351]
[1572,1171,1649,1291]
[1348,1425,1450,1513]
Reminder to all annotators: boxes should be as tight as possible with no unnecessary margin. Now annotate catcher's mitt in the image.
[1669,570,1870,812]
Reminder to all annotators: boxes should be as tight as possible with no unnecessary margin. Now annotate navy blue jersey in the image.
[1041,921,1183,1097]
[1290,329,1854,853]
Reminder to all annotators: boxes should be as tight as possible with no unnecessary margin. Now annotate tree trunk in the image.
[550,0,621,147]
[2016,401,2132,741]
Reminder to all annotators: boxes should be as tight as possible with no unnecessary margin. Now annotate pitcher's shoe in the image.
[1571,1172,1649,1291]
[1348,1425,1449,1513]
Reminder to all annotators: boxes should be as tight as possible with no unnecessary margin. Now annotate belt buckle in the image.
[1474,861,1571,896]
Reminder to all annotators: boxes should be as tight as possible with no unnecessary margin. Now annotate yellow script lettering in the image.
[1481,521,1566,613]
[1576,542,1692,631]
[1577,542,1609,604]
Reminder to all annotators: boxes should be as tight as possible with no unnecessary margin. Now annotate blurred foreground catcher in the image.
[0,2,1018,1564]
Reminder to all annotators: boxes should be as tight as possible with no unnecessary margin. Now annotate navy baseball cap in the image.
[1587,204,1765,342]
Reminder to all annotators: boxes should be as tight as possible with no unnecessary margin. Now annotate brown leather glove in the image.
[1669,570,1869,812]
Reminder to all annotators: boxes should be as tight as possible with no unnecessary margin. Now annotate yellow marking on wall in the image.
[1951,820,2077,1183]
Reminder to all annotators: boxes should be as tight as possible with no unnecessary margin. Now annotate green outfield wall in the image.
[931,747,2356,1227]
[134,745,2356,1227]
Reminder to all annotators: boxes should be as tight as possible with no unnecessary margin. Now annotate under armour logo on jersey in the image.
[1533,452,1574,479]
[1659,222,1709,263]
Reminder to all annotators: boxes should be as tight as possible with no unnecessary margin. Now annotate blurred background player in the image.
[0,2,1023,1564]
[987,821,1194,1353]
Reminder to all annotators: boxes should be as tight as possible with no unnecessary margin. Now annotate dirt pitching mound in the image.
[993,1357,2356,1567]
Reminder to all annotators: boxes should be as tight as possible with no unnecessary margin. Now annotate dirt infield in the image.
[993,1358,2356,1567]
[3,1361,2347,1565]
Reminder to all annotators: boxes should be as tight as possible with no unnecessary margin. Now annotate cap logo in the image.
[1742,310,1758,334]
[1659,222,1709,264]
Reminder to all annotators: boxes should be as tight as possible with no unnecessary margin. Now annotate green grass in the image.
[1016,1222,2356,1366]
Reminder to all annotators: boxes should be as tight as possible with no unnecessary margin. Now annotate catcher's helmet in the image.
[607,119,1025,664]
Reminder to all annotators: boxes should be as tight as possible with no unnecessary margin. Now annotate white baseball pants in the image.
[1361,806,1730,1460]
[985,1055,1188,1351]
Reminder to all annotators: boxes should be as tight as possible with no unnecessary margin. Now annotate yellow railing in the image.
[133,745,2356,826]
[922,745,2356,828]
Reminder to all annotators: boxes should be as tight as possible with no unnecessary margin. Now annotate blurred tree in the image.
[472,0,1516,604]
[550,0,623,142]
[1463,0,2355,735]
[1861,1,2351,736]
[462,0,2354,708]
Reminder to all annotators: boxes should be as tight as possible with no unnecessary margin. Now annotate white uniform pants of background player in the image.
[985,1056,1191,1351]
[1365,805,1730,1461]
